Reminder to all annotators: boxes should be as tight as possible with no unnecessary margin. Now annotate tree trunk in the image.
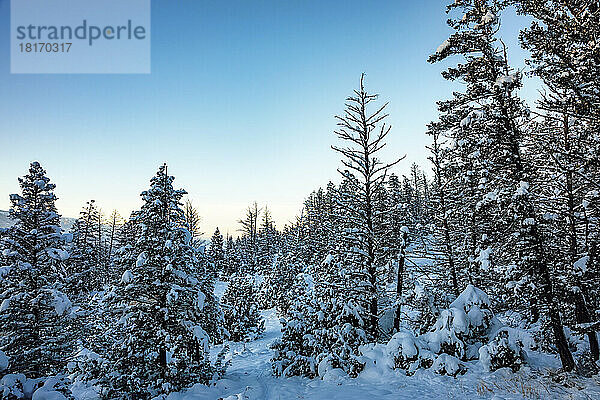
[393,231,408,332]
[540,263,575,371]
[393,261,404,332]
[575,290,600,361]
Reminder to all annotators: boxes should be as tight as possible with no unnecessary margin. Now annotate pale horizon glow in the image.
[0,0,539,236]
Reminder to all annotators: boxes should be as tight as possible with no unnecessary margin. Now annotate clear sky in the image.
[0,0,538,237]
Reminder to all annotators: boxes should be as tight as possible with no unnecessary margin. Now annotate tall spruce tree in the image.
[101,164,224,398]
[517,0,600,361]
[208,227,225,277]
[429,0,574,370]
[0,162,74,377]
[69,200,103,294]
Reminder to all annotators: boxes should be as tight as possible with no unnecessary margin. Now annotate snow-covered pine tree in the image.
[516,0,600,361]
[221,275,264,342]
[223,234,239,276]
[330,74,404,341]
[429,0,575,370]
[409,163,425,228]
[428,68,486,289]
[257,206,281,276]
[235,202,262,273]
[68,200,104,295]
[106,209,124,274]
[101,164,224,398]
[107,211,139,284]
[257,251,302,313]
[528,113,600,361]
[271,273,318,377]
[208,227,225,277]
[0,161,74,377]
[517,0,600,126]
[301,184,336,269]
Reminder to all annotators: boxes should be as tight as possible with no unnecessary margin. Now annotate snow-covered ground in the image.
[163,283,600,400]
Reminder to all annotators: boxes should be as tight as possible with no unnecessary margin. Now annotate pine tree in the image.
[223,234,239,276]
[237,202,261,273]
[208,228,225,277]
[426,123,459,297]
[106,209,124,271]
[429,0,575,370]
[258,251,302,313]
[0,161,74,377]
[330,74,403,340]
[69,200,104,294]
[516,0,600,361]
[221,275,264,342]
[101,164,224,398]
[257,206,278,275]
[271,273,318,377]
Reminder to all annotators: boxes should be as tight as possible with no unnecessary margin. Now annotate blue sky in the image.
[0,0,538,236]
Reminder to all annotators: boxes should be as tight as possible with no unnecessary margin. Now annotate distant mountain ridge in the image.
[0,210,76,231]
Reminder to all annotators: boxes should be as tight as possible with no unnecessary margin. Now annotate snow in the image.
[495,73,518,87]
[47,248,70,261]
[51,291,72,316]
[121,270,133,284]
[574,256,589,273]
[136,252,147,267]
[386,331,419,359]
[1,299,589,400]
[523,218,535,226]
[459,110,485,128]
[432,353,462,376]
[32,378,68,400]
[196,290,206,310]
[69,380,99,400]
[214,281,228,300]
[192,325,210,352]
[480,11,496,24]
[450,284,490,310]
[179,227,192,245]
[479,328,526,372]
[0,298,10,312]
[155,305,600,400]
[0,350,8,372]
[475,247,492,271]
[0,374,27,399]
[436,39,450,54]
[32,389,67,400]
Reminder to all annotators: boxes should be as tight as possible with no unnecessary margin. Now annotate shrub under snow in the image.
[386,332,433,375]
[431,353,465,376]
[387,285,526,376]
[479,328,527,372]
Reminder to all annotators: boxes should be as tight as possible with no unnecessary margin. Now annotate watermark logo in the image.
[11,0,151,74]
